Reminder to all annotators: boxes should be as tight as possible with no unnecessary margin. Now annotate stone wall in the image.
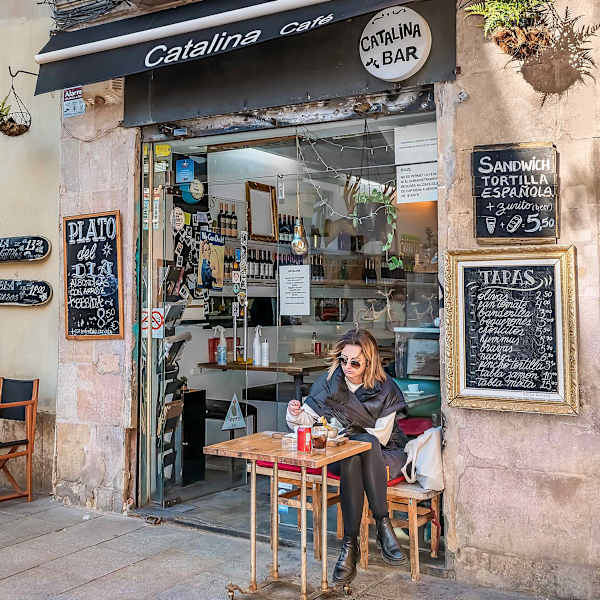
[55,100,140,512]
[437,1,600,598]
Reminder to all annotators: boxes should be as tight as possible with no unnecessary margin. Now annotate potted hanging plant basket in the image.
[464,0,552,59]
[0,79,32,137]
[351,186,398,252]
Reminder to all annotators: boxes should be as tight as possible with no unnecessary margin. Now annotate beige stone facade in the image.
[3,0,599,598]
[437,2,600,597]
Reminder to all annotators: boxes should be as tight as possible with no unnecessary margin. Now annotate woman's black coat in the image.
[304,367,409,452]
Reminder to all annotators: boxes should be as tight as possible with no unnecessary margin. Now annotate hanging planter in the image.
[0,69,33,137]
[464,0,552,59]
[351,187,398,252]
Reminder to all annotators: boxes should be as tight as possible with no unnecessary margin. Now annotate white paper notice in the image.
[279,264,310,316]
[395,122,438,204]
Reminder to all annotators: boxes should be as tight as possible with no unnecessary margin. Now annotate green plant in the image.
[464,0,550,37]
[352,188,398,252]
[0,95,10,121]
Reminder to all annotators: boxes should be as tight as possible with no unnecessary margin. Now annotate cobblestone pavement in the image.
[0,496,551,600]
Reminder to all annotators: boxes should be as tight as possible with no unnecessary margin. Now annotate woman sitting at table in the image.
[287,328,409,585]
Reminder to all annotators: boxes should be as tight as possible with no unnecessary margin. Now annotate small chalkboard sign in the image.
[0,279,52,306]
[445,246,578,415]
[63,211,123,339]
[0,236,51,262]
[472,143,558,242]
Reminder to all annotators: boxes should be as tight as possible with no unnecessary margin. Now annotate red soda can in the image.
[297,426,312,452]
[314,342,322,356]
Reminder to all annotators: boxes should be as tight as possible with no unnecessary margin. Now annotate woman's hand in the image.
[288,400,302,416]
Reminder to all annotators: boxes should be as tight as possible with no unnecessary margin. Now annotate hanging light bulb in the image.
[291,133,309,256]
[291,218,309,256]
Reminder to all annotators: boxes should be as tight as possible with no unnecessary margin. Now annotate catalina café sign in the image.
[360,6,432,82]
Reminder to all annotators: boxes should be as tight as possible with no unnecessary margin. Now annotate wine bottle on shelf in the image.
[280,216,287,243]
[272,252,278,280]
[248,249,254,279]
[231,204,238,239]
[223,203,229,237]
[217,203,223,235]
[259,250,266,280]
[283,215,290,244]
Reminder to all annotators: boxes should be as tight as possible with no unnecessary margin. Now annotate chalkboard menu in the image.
[464,265,558,393]
[0,279,52,306]
[445,247,579,415]
[0,236,51,262]
[63,211,123,339]
[472,144,558,242]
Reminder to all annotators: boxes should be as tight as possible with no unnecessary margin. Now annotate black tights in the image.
[330,432,388,538]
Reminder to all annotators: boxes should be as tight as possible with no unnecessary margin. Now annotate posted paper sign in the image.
[395,122,438,203]
[279,264,310,316]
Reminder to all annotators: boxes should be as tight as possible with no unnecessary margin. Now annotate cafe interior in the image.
[140,112,443,559]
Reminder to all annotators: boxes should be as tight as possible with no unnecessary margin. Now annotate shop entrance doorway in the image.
[137,111,444,559]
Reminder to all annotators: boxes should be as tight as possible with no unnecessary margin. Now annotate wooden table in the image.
[204,432,371,600]
[197,360,329,402]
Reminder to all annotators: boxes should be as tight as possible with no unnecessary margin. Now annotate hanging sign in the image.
[445,246,578,415]
[0,236,51,262]
[0,279,52,306]
[63,86,86,118]
[359,6,432,83]
[472,143,558,242]
[222,393,247,430]
[63,210,124,339]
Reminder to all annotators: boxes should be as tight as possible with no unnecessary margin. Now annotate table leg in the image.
[295,375,304,403]
[321,465,329,593]
[271,463,279,580]
[250,460,257,592]
[300,466,307,600]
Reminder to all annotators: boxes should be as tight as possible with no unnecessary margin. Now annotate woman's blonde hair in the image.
[327,328,386,389]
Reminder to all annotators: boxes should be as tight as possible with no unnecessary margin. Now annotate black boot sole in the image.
[376,539,409,566]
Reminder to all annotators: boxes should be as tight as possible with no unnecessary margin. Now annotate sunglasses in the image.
[339,356,364,369]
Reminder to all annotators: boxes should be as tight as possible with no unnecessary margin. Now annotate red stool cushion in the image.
[256,460,404,484]
[397,417,433,437]
[256,460,331,477]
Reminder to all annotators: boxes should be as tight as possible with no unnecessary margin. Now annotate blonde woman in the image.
[287,329,408,585]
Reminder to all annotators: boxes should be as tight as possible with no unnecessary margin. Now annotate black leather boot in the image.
[332,536,359,584]
[376,516,408,565]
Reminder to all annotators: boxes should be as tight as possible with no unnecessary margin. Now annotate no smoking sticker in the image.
[141,307,165,338]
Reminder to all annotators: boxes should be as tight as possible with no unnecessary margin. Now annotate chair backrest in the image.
[0,378,36,421]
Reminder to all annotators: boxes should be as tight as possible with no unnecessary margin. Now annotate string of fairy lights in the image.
[149,122,436,225]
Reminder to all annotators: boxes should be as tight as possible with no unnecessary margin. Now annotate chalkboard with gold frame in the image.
[445,246,578,415]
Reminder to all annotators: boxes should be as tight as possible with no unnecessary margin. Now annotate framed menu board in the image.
[445,246,578,415]
[63,210,124,340]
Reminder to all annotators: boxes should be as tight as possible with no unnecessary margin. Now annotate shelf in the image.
[393,327,440,334]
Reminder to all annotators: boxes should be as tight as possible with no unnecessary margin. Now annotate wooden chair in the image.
[254,462,344,559]
[0,378,39,503]
[359,481,442,582]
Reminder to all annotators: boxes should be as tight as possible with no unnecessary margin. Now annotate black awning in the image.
[35,0,411,95]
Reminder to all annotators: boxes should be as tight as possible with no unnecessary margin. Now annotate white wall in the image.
[0,4,60,411]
